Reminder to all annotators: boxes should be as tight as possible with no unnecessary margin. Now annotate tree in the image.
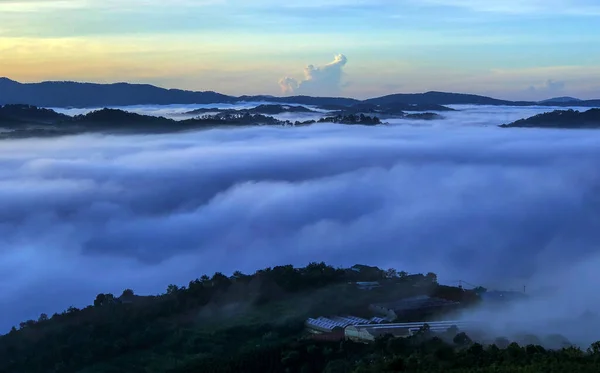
[385,268,398,278]
[121,289,134,297]
[38,313,48,322]
[211,272,231,288]
[94,293,115,306]
[232,270,245,278]
[453,332,472,346]
[166,284,179,294]
[589,341,600,355]
[426,272,438,283]
[94,293,106,307]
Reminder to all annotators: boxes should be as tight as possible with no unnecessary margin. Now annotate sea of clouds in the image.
[2,104,600,344]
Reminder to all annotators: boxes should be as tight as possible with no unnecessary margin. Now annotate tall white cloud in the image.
[279,54,348,96]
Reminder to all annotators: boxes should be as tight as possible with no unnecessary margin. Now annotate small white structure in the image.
[345,320,479,343]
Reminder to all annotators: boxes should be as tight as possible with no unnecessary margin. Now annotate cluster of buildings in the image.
[305,295,477,343]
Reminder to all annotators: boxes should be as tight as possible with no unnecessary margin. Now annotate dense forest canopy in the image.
[2,262,600,372]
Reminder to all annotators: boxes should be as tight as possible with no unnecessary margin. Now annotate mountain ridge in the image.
[538,96,582,104]
[1,77,599,108]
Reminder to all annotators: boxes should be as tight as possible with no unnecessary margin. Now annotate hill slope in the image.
[363,91,517,106]
[0,78,234,107]
[3,78,600,108]
[0,262,479,373]
[0,105,386,139]
[500,109,600,128]
[2,262,597,373]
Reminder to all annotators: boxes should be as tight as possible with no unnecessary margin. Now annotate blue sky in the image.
[0,0,599,99]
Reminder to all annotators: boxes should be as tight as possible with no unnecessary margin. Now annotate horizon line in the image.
[0,76,593,103]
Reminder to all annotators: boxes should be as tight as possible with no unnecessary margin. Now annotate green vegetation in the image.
[0,104,387,139]
[405,113,444,120]
[318,114,383,125]
[1,262,599,372]
[500,108,600,128]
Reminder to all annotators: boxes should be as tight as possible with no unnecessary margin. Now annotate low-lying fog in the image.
[2,104,600,346]
[49,101,331,121]
[49,102,591,125]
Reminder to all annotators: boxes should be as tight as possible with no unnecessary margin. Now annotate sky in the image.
[0,0,599,99]
[2,105,600,343]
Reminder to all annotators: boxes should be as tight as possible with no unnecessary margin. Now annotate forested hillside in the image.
[1,263,598,373]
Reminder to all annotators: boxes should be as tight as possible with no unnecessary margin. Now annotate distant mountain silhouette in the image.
[500,109,600,128]
[363,91,518,106]
[186,104,317,116]
[324,102,455,115]
[0,104,70,126]
[0,78,233,107]
[538,97,582,104]
[237,95,359,106]
[1,78,599,108]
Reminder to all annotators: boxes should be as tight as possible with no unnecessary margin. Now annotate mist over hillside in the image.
[2,104,600,337]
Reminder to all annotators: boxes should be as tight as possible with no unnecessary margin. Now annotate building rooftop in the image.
[306,315,385,332]
[348,320,479,336]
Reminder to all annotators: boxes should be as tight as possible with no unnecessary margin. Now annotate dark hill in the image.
[364,91,517,106]
[186,104,317,116]
[2,77,599,108]
[74,108,173,126]
[0,262,484,373]
[1,261,591,373]
[539,96,582,104]
[318,114,382,125]
[365,92,600,108]
[0,105,334,139]
[74,109,292,132]
[0,104,70,125]
[500,109,600,128]
[0,79,234,107]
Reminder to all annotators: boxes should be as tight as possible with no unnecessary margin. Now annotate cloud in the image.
[414,0,600,15]
[279,54,348,96]
[526,79,567,98]
[458,251,600,347]
[2,104,600,342]
[0,0,223,12]
[544,79,566,91]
